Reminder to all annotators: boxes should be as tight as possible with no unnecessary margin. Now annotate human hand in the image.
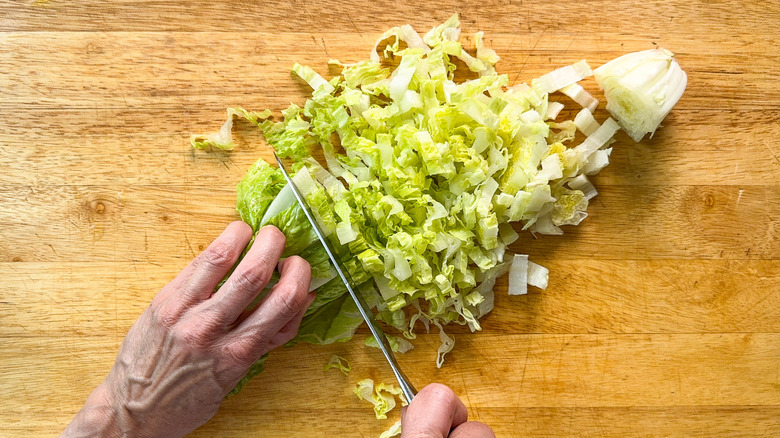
[401,383,495,438]
[62,222,314,438]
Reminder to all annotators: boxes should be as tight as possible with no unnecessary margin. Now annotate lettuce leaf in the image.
[236,159,286,231]
[265,204,318,256]
[295,286,362,345]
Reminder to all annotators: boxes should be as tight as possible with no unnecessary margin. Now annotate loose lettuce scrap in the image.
[194,14,627,394]
[353,379,408,420]
[191,108,272,150]
[379,420,403,438]
[365,334,414,353]
[324,355,352,375]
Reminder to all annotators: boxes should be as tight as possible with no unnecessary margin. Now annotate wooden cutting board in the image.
[1,1,779,436]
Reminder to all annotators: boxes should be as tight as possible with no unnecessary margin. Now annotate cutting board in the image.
[1,1,779,436]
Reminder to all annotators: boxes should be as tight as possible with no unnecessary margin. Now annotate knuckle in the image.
[177,326,205,349]
[222,342,248,365]
[275,286,307,319]
[198,242,236,271]
[200,304,230,332]
[177,322,214,350]
[152,303,180,330]
[232,261,273,293]
[223,337,265,366]
[176,307,224,349]
[158,311,178,330]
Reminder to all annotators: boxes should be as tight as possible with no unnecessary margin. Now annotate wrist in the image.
[61,381,124,438]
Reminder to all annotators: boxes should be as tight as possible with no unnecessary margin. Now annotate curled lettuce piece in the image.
[380,420,403,438]
[353,379,408,420]
[433,321,455,368]
[293,63,335,94]
[191,107,272,150]
[365,334,414,353]
[324,354,351,375]
[371,24,430,63]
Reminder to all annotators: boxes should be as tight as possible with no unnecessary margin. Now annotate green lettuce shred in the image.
[323,354,351,375]
[353,379,408,420]
[191,108,271,150]
[379,420,402,438]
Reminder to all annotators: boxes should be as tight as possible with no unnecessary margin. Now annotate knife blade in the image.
[273,153,417,402]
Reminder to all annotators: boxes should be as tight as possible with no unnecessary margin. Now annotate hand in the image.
[62,222,314,438]
[401,384,495,438]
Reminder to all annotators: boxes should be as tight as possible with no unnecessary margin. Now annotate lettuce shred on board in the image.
[324,354,352,375]
[353,379,407,436]
[354,378,408,420]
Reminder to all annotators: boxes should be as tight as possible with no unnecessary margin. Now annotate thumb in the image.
[401,384,467,438]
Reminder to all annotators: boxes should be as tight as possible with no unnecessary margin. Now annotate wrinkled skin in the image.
[61,223,314,437]
[61,222,495,437]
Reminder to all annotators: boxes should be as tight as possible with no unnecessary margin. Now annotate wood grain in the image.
[1,0,778,437]
[3,259,779,338]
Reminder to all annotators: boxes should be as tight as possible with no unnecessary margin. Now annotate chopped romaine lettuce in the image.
[190,14,684,400]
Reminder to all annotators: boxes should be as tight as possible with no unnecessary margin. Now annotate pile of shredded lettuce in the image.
[194,14,623,395]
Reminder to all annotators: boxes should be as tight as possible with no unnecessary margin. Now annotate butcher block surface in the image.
[1,1,779,436]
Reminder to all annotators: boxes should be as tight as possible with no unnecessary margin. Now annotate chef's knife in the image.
[273,153,417,402]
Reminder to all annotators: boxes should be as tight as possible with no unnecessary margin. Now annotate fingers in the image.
[400,384,494,438]
[231,255,312,355]
[450,422,495,438]
[202,226,287,323]
[401,383,468,438]
[155,221,252,311]
[266,292,316,350]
